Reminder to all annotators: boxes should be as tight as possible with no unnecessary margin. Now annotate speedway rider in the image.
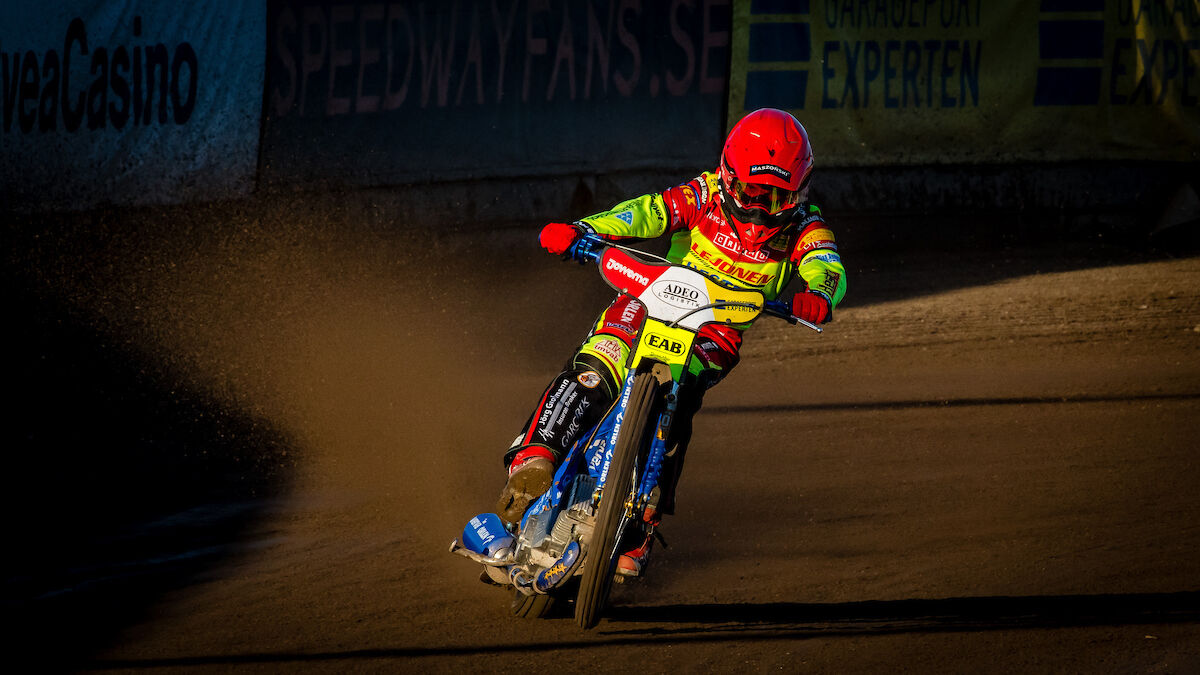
[494,108,847,578]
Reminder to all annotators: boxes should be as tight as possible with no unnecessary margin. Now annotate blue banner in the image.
[261,0,732,188]
[0,1,265,210]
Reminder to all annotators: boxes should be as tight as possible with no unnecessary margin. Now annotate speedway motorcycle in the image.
[450,234,819,629]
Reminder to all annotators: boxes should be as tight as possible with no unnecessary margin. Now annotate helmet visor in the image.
[728,178,803,216]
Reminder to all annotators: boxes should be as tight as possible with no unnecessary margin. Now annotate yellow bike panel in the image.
[703,280,765,325]
[632,318,697,379]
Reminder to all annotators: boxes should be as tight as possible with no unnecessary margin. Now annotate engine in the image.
[514,474,598,574]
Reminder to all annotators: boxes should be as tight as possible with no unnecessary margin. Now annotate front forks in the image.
[634,379,680,512]
[630,361,684,517]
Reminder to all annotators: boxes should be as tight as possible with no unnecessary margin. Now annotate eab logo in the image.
[646,332,684,355]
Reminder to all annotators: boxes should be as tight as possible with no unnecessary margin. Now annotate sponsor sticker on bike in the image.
[604,256,651,286]
[651,279,703,309]
[588,439,606,470]
[714,297,758,313]
[577,371,602,388]
[646,332,686,355]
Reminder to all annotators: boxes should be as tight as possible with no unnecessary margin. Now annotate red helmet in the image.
[718,108,814,251]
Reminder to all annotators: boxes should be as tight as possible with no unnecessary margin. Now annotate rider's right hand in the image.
[792,290,831,324]
[539,222,580,256]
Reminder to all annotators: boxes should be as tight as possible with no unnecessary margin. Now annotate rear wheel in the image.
[574,369,660,629]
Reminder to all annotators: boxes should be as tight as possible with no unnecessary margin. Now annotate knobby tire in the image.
[575,369,659,629]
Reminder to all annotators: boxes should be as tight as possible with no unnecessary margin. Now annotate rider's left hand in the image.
[792,291,831,324]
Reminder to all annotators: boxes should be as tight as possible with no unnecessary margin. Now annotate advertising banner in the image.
[729,0,1200,166]
[0,2,265,210]
[261,0,732,188]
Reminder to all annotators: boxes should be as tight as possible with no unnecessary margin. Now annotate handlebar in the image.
[565,234,821,333]
[762,299,797,322]
[567,234,604,264]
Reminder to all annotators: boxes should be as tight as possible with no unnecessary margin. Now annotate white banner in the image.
[1,1,265,210]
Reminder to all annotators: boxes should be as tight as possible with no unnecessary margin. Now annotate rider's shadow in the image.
[600,591,1200,637]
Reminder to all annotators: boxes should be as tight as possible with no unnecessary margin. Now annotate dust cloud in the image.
[5,195,606,546]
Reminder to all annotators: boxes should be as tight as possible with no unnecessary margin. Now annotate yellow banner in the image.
[729,0,1200,165]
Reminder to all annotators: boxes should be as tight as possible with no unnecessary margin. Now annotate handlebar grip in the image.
[763,299,822,332]
[567,234,604,264]
[763,299,795,322]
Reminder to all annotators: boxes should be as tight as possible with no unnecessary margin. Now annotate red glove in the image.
[539,222,580,255]
[792,291,831,324]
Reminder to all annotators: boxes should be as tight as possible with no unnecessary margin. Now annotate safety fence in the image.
[2,0,1196,211]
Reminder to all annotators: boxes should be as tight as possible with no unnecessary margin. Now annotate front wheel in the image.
[574,369,660,629]
[511,590,555,618]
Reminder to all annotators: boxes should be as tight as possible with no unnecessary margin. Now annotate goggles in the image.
[728,178,804,216]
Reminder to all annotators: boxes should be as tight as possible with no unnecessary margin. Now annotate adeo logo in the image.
[651,280,702,309]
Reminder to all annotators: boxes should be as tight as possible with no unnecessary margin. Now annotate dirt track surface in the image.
[5,205,1200,673]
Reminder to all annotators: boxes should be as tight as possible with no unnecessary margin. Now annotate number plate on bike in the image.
[634,319,696,377]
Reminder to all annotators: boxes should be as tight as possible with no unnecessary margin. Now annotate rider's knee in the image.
[510,358,617,466]
[575,340,629,394]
